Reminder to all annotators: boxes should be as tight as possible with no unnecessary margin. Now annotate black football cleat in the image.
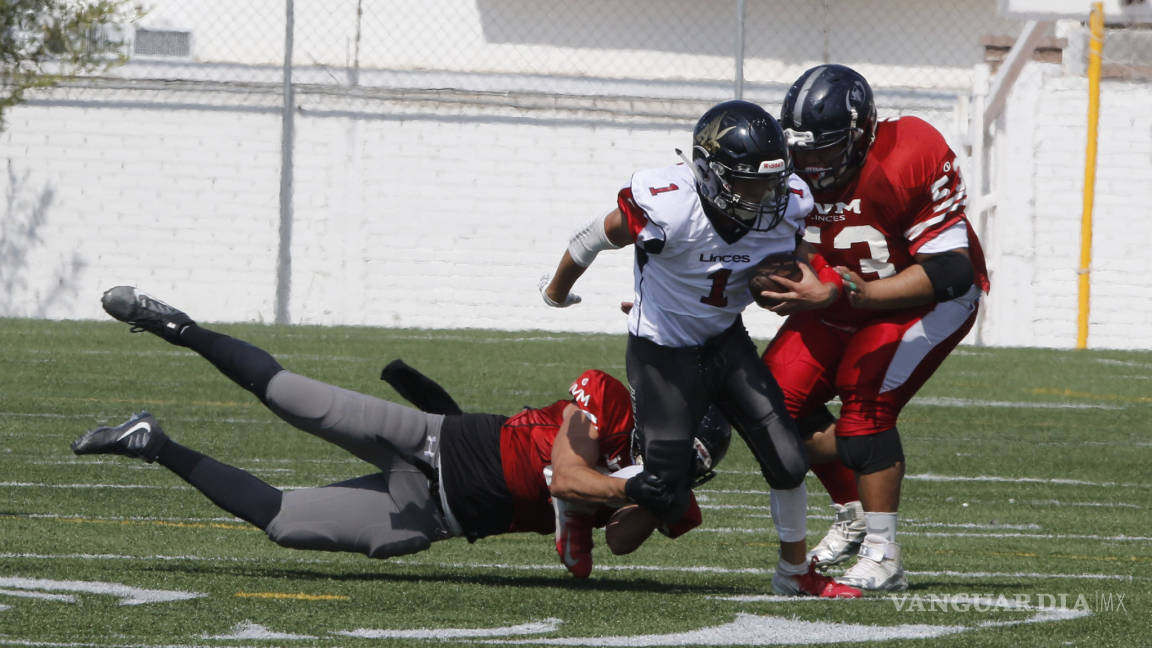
[71,411,169,463]
[101,286,194,345]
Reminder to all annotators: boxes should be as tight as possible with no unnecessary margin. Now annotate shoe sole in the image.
[101,286,141,321]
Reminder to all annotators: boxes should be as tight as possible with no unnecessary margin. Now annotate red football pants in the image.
[763,290,979,437]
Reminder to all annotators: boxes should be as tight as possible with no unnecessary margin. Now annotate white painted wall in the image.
[1,2,1148,349]
[3,69,1149,350]
[0,103,284,323]
[0,92,702,333]
[974,64,1152,349]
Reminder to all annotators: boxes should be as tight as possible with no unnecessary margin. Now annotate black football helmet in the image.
[780,64,877,191]
[684,100,793,232]
[631,405,733,488]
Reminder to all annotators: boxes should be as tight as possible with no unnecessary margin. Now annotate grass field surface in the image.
[1,318,1149,647]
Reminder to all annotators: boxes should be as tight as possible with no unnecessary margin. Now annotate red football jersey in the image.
[804,116,990,326]
[499,369,635,533]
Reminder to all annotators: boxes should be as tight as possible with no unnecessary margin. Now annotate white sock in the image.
[769,482,808,543]
[865,511,898,544]
[776,555,808,575]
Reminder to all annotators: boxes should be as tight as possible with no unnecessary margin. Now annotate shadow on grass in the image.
[135,561,747,596]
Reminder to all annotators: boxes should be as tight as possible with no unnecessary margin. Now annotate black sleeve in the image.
[380,359,464,415]
[920,251,974,302]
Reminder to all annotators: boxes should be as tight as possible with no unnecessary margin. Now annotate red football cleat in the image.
[772,558,863,599]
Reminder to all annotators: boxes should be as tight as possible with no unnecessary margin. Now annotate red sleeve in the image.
[617,188,648,242]
[568,369,634,466]
[887,118,968,254]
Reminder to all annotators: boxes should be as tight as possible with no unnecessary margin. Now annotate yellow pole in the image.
[1078,2,1104,349]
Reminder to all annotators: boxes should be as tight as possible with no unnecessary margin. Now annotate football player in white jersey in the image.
[540,101,858,598]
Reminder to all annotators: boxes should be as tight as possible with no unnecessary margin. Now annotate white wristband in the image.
[567,211,621,267]
[609,465,644,480]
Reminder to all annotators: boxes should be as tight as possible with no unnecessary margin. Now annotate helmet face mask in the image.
[688,100,793,232]
[786,128,856,191]
[781,64,877,192]
[705,156,791,229]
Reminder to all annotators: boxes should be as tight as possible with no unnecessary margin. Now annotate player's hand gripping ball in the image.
[748,253,802,308]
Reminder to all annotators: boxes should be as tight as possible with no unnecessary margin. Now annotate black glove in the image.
[624,471,680,523]
[381,359,463,415]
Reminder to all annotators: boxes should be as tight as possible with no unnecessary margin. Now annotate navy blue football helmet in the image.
[780,64,878,191]
[686,100,793,232]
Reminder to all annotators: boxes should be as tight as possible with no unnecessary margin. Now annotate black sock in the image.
[156,441,283,530]
[179,325,284,400]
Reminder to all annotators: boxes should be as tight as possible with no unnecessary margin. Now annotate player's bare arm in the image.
[762,239,844,315]
[837,248,973,310]
[541,208,633,307]
[541,251,590,307]
[549,403,630,507]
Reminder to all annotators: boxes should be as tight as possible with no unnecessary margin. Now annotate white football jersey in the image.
[622,163,812,347]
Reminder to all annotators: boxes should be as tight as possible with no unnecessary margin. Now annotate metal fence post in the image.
[276,0,296,325]
[734,0,745,100]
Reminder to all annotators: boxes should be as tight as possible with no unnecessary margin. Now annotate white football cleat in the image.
[807,501,866,568]
[838,535,908,591]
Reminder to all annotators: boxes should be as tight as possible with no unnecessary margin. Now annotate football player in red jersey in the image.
[540,101,861,598]
[74,286,717,578]
[757,64,991,591]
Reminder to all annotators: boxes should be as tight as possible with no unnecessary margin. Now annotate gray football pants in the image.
[260,370,456,558]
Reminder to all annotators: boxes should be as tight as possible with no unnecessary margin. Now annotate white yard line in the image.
[0,482,337,491]
[0,589,75,602]
[0,482,183,490]
[0,552,1144,582]
[0,576,202,605]
[9,479,1138,509]
[691,528,1152,542]
[905,473,1151,488]
[908,396,1122,410]
[703,471,1152,490]
[8,512,242,523]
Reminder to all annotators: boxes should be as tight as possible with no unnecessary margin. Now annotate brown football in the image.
[749,253,803,308]
[604,504,659,555]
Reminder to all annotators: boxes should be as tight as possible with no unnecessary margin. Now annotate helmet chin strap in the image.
[675,148,707,185]
[678,147,773,233]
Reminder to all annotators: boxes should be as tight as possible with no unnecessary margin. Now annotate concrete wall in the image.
[0,91,695,333]
[975,65,1152,349]
[3,69,1149,350]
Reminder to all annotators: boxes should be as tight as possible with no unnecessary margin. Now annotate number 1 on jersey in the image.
[700,269,730,307]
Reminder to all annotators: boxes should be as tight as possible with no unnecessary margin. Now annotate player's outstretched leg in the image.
[102,286,194,345]
[71,411,169,462]
[101,286,284,400]
[72,412,284,529]
[771,557,862,599]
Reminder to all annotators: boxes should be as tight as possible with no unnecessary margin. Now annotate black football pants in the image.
[626,318,809,516]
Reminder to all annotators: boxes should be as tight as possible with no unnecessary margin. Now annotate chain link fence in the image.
[64,1,1040,108]
[53,1,1152,141]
